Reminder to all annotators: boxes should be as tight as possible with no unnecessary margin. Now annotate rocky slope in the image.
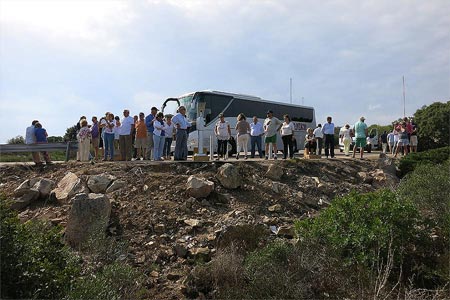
[0,156,398,299]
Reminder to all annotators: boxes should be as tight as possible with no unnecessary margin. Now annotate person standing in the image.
[153,112,167,161]
[214,113,231,160]
[172,106,191,161]
[77,119,92,161]
[25,120,41,165]
[340,124,352,156]
[101,113,116,161]
[119,109,134,161]
[352,116,368,159]
[387,130,395,155]
[134,112,148,160]
[263,110,282,160]
[235,113,251,160]
[91,116,100,160]
[322,117,335,158]
[280,114,295,159]
[34,122,52,164]
[250,116,264,158]
[163,115,175,160]
[313,124,323,155]
[145,107,158,160]
[380,130,388,154]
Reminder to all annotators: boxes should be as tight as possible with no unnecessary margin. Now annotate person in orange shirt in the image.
[134,112,148,160]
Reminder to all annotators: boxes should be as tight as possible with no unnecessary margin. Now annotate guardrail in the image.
[0,142,78,162]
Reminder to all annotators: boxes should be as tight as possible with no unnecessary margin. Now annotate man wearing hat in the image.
[145,106,159,160]
[263,110,282,160]
[353,116,368,159]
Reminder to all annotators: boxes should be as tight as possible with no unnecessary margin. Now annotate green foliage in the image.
[413,101,450,151]
[398,146,449,176]
[0,198,80,299]
[295,190,420,268]
[397,162,450,283]
[0,151,73,162]
[64,125,78,141]
[65,262,144,300]
[7,135,25,144]
[48,136,64,143]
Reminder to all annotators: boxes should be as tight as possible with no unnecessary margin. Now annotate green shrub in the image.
[295,190,420,269]
[398,146,450,176]
[397,162,450,285]
[66,262,144,300]
[0,198,80,299]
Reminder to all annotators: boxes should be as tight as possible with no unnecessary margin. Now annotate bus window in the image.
[198,93,232,125]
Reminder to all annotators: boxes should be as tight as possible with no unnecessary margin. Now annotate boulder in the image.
[106,180,126,193]
[33,178,56,198]
[14,178,40,197]
[87,173,116,193]
[65,193,111,247]
[271,182,286,194]
[216,163,241,189]
[11,192,39,210]
[265,164,284,180]
[357,171,373,184]
[186,176,214,198]
[377,154,398,178]
[51,172,85,202]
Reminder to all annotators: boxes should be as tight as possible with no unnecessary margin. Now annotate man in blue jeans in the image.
[321,116,335,158]
[250,116,264,158]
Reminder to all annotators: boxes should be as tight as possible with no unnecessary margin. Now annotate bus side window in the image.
[204,109,212,124]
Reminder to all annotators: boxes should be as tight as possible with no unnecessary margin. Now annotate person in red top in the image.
[134,112,148,160]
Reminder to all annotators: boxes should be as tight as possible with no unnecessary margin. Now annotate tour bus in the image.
[161,90,316,156]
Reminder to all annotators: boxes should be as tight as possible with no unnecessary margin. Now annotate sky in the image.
[0,0,449,143]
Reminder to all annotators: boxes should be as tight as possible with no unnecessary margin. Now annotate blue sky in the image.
[0,0,449,143]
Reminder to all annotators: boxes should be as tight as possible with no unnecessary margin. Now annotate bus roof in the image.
[175,90,315,110]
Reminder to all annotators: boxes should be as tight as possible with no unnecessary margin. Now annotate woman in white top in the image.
[280,114,295,159]
[153,112,168,161]
[215,113,231,160]
[77,119,92,161]
[163,115,175,160]
[340,124,352,156]
[101,113,116,161]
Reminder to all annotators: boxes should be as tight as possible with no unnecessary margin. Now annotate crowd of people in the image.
[25,106,418,164]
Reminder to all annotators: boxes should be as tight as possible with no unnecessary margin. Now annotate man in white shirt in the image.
[313,124,323,155]
[172,106,191,161]
[25,120,41,165]
[250,116,264,158]
[119,109,135,161]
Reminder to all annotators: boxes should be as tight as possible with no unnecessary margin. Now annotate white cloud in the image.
[0,0,135,53]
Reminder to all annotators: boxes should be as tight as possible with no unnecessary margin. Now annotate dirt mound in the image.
[0,158,396,298]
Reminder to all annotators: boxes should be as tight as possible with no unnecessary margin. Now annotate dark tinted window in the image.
[198,93,233,125]
[224,98,314,122]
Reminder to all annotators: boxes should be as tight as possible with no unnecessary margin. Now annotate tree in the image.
[7,135,25,144]
[413,101,450,151]
[63,125,78,141]
[47,136,63,143]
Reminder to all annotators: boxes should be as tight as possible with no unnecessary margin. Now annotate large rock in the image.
[186,176,214,198]
[33,178,56,198]
[87,173,116,193]
[51,172,85,202]
[106,180,126,193]
[65,193,111,247]
[11,192,39,210]
[377,154,398,178]
[216,163,241,189]
[14,178,40,197]
[265,164,284,180]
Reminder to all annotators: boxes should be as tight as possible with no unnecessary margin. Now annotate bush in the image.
[66,262,144,300]
[397,162,450,285]
[295,190,420,269]
[398,146,450,176]
[0,198,80,299]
